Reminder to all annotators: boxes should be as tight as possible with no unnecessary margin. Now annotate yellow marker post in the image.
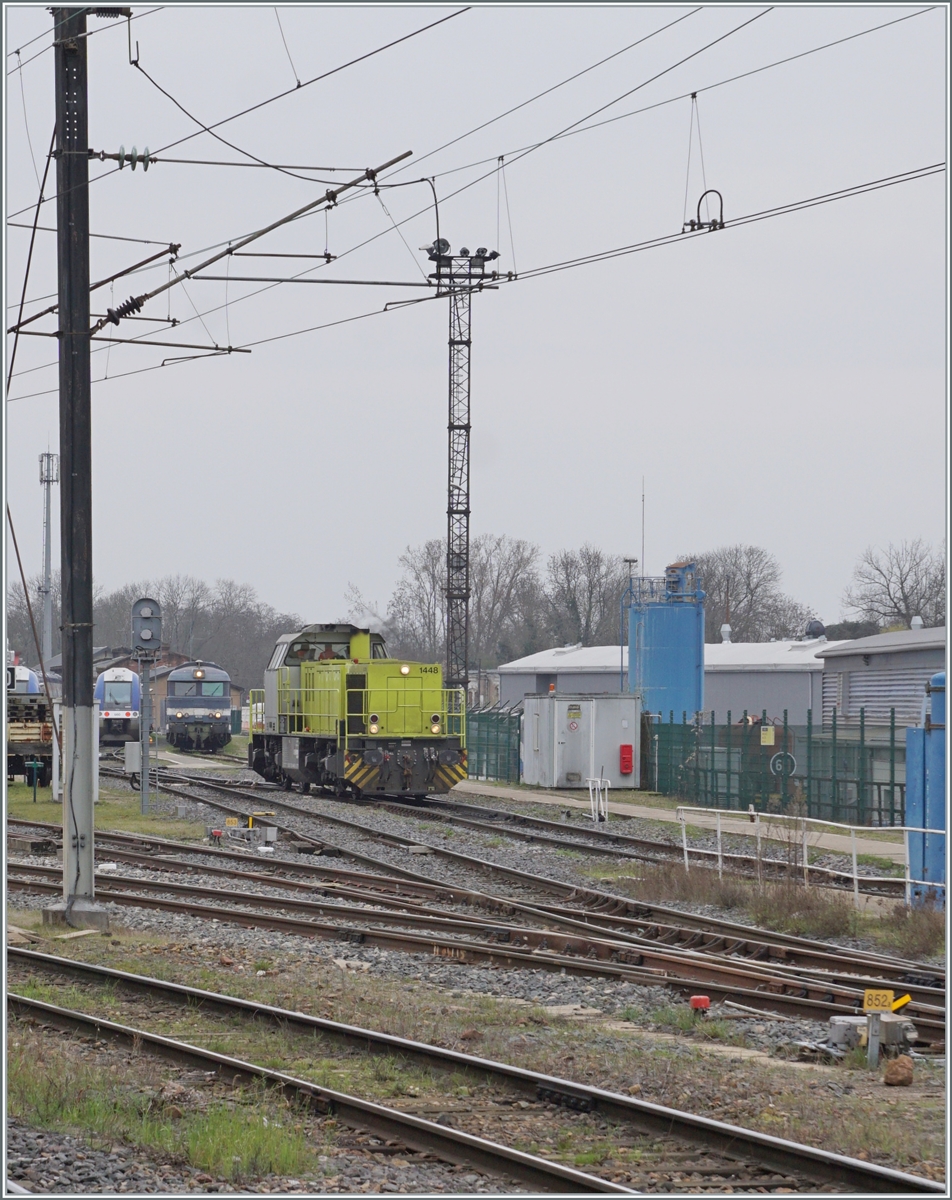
[891,993,912,1012]
[863,989,894,1069]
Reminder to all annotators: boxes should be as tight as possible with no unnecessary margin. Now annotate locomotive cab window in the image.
[371,642,389,659]
[201,681,226,697]
[169,681,199,696]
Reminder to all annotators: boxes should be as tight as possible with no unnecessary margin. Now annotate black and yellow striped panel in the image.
[432,762,468,793]
[344,761,380,791]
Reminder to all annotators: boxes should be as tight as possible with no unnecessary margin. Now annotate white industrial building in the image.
[497,637,843,724]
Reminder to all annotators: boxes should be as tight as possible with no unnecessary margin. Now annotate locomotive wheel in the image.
[282,774,292,792]
[299,781,310,795]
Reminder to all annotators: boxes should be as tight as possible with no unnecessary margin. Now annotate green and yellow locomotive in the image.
[248,624,466,798]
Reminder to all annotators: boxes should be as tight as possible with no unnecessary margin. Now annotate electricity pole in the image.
[423,240,499,696]
[46,7,106,929]
[39,452,59,662]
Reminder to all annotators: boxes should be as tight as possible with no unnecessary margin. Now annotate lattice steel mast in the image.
[423,240,499,692]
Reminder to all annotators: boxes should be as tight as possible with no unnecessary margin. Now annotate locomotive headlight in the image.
[400,665,410,675]
[176,711,184,719]
[215,711,222,719]
[431,723,441,734]
[431,714,440,724]
[369,723,379,734]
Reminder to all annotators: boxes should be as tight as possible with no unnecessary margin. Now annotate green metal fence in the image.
[648,709,905,826]
[467,706,521,784]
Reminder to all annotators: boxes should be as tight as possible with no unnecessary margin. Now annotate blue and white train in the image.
[94,667,141,746]
[164,660,232,752]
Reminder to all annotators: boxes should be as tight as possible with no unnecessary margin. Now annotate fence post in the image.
[755,810,762,883]
[831,709,838,818]
[904,828,911,907]
[859,706,867,826]
[806,708,813,818]
[741,710,749,810]
[681,813,690,872]
[889,707,896,825]
[726,711,733,808]
[781,708,789,808]
[710,710,716,807]
[851,827,860,910]
[761,709,769,810]
[716,810,723,879]
[802,818,809,887]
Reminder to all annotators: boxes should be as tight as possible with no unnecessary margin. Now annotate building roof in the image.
[497,645,628,674]
[816,626,946,659]
[498,638,842,675]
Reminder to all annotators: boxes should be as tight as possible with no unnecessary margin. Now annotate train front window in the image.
[169,681,199,696]
[201,682,225,697]
[103,681,132,707]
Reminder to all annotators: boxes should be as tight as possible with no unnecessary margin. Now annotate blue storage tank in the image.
[628,561,705,721]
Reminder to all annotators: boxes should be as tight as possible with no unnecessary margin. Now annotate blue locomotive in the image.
[94,667,141,746]
[164,660,232,752]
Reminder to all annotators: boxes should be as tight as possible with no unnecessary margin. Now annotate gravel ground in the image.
[5,1117,523,1194]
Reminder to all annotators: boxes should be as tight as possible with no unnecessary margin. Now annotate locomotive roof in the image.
[166,660,231,682]
[277,624,387,643]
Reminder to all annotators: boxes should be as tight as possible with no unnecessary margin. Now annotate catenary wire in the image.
[273,7,301,87]
[5,7,164,77]
[8,4,931,298]
[0,7,815,388]
[5,9,935,383]
[231,164,944,351]
[388,6,702,178]
[6,6,471,218]
[382,6,939,187]
[6,163,942,402]
[7,129,57,394]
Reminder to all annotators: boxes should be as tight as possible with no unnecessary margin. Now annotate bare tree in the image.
[543,544,628,646]
[6,571,62,661]
[470,534,540,666]
[843,539,946,629]
[685,545,815,642]
[384,539,447,663]
[354,533,544,668]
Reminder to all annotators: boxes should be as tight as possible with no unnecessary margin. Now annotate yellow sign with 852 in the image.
[862,988,894,1013]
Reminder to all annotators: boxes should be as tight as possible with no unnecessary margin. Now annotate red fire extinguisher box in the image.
[619,744,633,775]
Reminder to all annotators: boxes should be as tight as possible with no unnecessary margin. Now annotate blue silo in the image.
[628,561,705,720]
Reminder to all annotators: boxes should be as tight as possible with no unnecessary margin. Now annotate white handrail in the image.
[675,804,945,905]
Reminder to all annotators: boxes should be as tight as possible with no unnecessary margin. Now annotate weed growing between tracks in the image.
[7,1024,318,1183]
[11,929,945,1180]
[583,861,946,953]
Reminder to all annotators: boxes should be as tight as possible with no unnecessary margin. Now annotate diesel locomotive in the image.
[164,660,232,752]
[248,623,467,798]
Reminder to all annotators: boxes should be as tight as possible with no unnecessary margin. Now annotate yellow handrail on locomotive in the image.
[273,683,465,748]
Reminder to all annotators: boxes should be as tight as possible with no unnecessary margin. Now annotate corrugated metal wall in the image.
[846,667,934,724]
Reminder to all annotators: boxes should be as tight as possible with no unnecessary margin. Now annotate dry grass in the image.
[879,903,945,959]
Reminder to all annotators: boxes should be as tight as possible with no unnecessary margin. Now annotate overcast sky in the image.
[4,3,947,640]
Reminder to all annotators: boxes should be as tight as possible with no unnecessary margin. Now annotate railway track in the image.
[9,948,942,1194]
[8,850,944,1037]
[134,765,911,898]
[13,814,940,995]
